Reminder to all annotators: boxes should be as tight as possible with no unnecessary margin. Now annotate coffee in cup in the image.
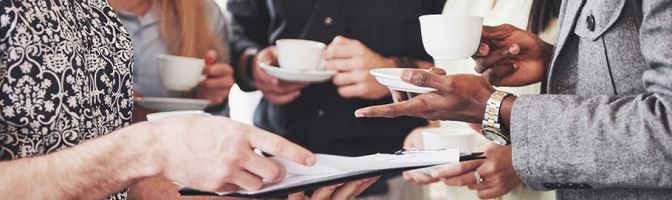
[157,54,205,91]
[276,39,326,70]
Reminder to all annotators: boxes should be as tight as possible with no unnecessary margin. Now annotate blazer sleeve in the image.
[227,0,270,91]
[511,0,672,191]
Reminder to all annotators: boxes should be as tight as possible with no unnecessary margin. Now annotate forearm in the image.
[0,122,160,199]
[510,94,672,190]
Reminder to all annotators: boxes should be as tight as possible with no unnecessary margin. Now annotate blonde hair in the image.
[111,0,229,62]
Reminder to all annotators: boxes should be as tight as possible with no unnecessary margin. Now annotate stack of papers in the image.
[179,148,462,197]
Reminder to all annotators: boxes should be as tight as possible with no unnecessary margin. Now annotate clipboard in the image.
[179,151,485,198]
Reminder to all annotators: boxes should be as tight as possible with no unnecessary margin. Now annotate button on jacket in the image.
[227,0,444,195]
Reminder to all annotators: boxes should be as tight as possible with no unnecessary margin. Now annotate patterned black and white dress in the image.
[0,0,134,199]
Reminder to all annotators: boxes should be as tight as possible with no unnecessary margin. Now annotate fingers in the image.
[440,171,478,186]
[288,192,308,200]
[403,171,438,185]
[481,64,515,86]
[336,83,367,98]
[204,49,218,65]
[399,70,450,91]
[326,36,363,59]
[326,58,365,71]
[477,187,507,199]
[310,185,339,200]
[215,184,240,193]
[201,76,235,89]
[481,24,516,40]
[332,71,366,86]
[351,177,380,196]
[390,89,410,103]
[204,63,233,77]
[474,43,490,56]
[474,44,519,73]
[230,170,264,191]
[245,125,316,166]
[331,177,379,200]
[431,160,483,179]
[354,96,427,118]
[242,151,286,182]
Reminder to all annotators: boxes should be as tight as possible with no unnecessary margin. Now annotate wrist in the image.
[122,122,163,180]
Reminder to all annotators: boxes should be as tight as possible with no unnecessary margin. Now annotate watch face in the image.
[482,128,509,145]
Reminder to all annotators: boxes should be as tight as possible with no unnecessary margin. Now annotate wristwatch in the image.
[481,90,513,145]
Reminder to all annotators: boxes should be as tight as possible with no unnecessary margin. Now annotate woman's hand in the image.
[474,24,554,87]
[287,177,380,200]
[252,46,308,105]
[326,36,396,100]
[431,143,522,199]
[355,70,496,123]
[196,50,235,105]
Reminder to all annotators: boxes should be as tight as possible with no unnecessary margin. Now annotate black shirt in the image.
[228,0,445,195]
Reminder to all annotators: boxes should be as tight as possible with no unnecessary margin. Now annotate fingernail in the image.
[508,44,520,55]
[354,110,366,118]
[431,171,440,178]
[401,71,413,81]
[305,156,316,166]
[478,44,488,55]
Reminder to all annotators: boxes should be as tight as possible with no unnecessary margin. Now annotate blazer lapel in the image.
[546,0,585,92]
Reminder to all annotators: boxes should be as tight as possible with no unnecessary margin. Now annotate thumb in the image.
[400,70,447,91]
[204,49,218,65]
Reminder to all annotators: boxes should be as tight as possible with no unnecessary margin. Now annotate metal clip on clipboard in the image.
[394,148,486,161]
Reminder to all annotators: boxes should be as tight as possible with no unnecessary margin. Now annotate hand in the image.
[401,128,441,185]
[287,177,380,200]
[326,36,395,100]
[253,46,308,105]
[430,143,522,199]
[474,24,554,86]
[195,50,235,105]
[148,115,315,192]
[355,70,496,123]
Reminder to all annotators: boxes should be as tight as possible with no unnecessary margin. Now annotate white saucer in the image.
[370,68,438,93]
[260,63,336,82]
[135,97,210,112]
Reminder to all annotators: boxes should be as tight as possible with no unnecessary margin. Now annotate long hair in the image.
[528,0,562,34]
[111,0,229,62]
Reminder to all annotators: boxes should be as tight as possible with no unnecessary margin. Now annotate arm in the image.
[1,116,316,199]
[0,123,158,199]
[506,0,672,190]
[228,0,270,92]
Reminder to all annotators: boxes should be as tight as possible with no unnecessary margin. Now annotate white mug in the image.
[158,54,205,91]
[276,39,326,70]
[419,15,484,60]
[413,127,478,175]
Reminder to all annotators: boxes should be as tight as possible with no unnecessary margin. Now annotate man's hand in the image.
[287,177,380,200]
[195,50,235,105]
[326,36,395,100]
[474,24,554,86]
[354,70,496,123]
[150,116,315,192]
[253,47,308,105]
[430,143,522,199]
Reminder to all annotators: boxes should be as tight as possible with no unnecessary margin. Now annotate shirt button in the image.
[324,16,334,26]
[587,14,596,31]
[317,109,326,117]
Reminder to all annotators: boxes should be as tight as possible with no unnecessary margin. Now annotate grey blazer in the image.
[510,0,672,199]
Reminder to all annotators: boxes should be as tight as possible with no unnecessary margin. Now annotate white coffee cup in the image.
[158,54,205,91]
[422,127,477,151]
[419,15,484,60]
[413,127,478,175]
[276,39,326,70]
